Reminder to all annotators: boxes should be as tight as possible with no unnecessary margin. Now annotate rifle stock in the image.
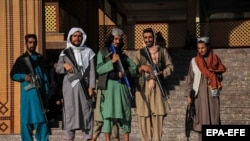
[110,44,134,100]
[23,56,48,124]
[141,47,169,99]
[63,47,91,99]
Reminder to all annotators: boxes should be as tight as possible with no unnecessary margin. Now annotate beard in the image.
[27,47,36,53]
[144,41,154,48]
[146,43,153,48]
[72,42,80,47]
[71,40,82,47]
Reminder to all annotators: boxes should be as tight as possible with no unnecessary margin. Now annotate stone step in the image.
[3,49,249,141]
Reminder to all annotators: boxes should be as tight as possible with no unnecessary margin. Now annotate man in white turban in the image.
[56,27,96,141]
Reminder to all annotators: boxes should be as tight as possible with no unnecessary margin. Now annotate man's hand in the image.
[111,53,120,63]
[187,96,191,109]
[118,72,123,78]
[139,65,153,74]
[64,63,74,73]
[88,88,94,97]
[25,74,32,82]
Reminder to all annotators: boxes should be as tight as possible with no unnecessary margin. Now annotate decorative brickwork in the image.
[1,0,250,137]
[98,23,187,50]
[0,0,44,134]
[210,20,250,47]
[196,20,250,47]
[45,3,58,32]
[98,25,128,49]
[98,20,250,51]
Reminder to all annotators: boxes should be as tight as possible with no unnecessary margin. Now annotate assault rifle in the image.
[63,47,91,99]
[23,56,48,124]
[110,44,134,100]
[140,47,169,99]
[185,89,196,141]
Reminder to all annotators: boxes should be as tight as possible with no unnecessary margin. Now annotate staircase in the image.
[1,48,250,141]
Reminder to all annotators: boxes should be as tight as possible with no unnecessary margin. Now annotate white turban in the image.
[111,27,124,36]
[197,37,210,43]
[66,27,87,48]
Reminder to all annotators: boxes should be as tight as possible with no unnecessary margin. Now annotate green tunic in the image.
[96,50,137,133]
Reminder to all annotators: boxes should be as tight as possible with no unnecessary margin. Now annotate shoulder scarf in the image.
[195,50,226,90]
[191,58,201,96]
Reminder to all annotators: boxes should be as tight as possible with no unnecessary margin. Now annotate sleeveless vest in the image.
[97,47,111,89]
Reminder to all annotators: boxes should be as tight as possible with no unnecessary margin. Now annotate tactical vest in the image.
[97,47,132,89]
[97,47,111,89]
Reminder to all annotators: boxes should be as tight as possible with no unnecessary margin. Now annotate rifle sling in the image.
[139,48,165,87]
[64,48,91,99]
[139,47,169,98]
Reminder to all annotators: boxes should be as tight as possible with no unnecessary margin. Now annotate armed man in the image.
[133,28,174,141]
[10,34,50,141]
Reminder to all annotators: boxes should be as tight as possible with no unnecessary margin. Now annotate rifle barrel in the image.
[23,57,48,123]
[142,47,168,99]
[110,44,134,100]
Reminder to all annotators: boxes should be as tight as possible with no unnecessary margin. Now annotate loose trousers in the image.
[21,122,49,141]
[137,115,164,141]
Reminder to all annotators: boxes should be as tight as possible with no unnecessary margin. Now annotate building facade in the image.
[0,0,249,135]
